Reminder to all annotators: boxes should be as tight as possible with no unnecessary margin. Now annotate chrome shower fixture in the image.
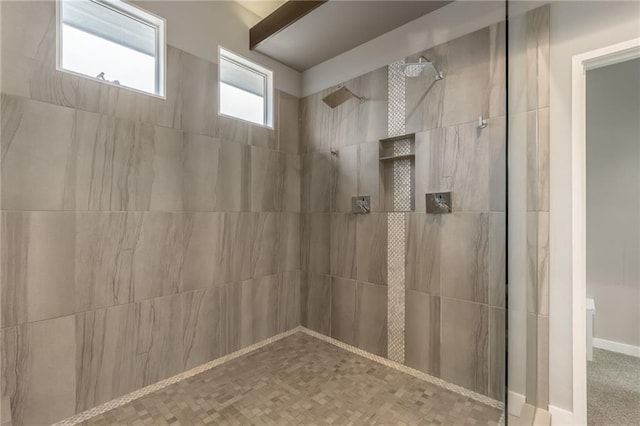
[322,86,366,108]
[401,56,444,80]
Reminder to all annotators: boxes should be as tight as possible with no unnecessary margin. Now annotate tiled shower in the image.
[0,1,552,425]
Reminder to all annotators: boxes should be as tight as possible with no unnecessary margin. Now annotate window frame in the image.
[56,0,167,99]
[218,47,274,129]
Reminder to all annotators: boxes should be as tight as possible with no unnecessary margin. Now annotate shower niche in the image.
[379,133,416,212]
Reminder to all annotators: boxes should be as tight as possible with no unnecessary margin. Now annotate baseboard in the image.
[548,405,577,426]
[593,337,640,358]
[508,391,526,417]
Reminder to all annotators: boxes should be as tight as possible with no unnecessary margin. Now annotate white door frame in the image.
[570,37,640,424]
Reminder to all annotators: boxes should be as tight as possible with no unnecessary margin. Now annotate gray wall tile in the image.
[330,213,357,280]
[405,213,441,295]
[355,281,387,357]
[441,298,489,395]
[182,286,227,369]
[405,291,440,376]
[183,212,225,292]
[330,277,357,346]
[301,272,331,335]
[1,95,76,210]
[2,212,75,327]
[1,316,76,425]
[356,213,387,286]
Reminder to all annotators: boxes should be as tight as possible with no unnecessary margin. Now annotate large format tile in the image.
[440,298,489,395]
[226,275,280,351]
[331,144,358,212]
[277,271,301,333]
[333,68,388,149]
[301,272,330,335]
[405,213,440,295]
[488,213,507,308]
[183,133,221,211]
[526,5,550,111]
[183,212,225,292]
[223,212,279,282]
[415,120,498,213]
[1,95,76,210]
[1,316,76,426]
[356,213,387,286]
[330,213,357,280]
[301,151,332,212]
[405,290,440,376]
[1,212,75,327]
[278,92,300,154]
[301,213,330,274]
[76,295,183,411]
[75,110,182,211]
[489,22,507,119]
[355,281,387,357]
[489,307,506,401]
[330,277,357,346]
[251,147,284,212]
[527,108,549,212]
[75,212,140,311]
[405,43,448,133]
[283,154,301,212]
[358,141,382,212]
[183,286,227,369]
[442,28,490,127]
[440,213,490,304]
[179,51,218,138]
[75,212,182,309]
[279,213,301,272]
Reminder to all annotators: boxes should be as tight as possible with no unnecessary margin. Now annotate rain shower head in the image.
[322,86,366,108]
[400,56,444,80]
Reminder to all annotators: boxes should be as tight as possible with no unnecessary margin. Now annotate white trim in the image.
[218,46,274,129]
[592,338,640,358]
[549,404,577,426]
[570,37,640,426]
[508,391,526,417]
[55,0,167,99]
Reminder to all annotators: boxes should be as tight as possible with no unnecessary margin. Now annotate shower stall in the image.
[0,1,552,424]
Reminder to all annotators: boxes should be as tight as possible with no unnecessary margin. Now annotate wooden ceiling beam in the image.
[249,0,328,50]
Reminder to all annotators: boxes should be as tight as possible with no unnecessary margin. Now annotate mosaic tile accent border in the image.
[386,59,408,364]
[53,327,305,426]
[387,212,406,363]
[56,327,504,425]
[301,327,505,411]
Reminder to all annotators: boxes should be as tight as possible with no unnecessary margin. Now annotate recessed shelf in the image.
[379,133,416,144]
[379,153,415,162]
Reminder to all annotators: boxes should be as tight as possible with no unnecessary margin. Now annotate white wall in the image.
[586,58,640,349]
[134,1,302,97]
[549,0,640,417]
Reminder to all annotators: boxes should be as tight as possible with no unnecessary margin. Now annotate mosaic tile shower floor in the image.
[80,333,501,425]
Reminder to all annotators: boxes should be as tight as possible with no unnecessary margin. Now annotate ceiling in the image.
[251,0,452,71]
[236,0,286,19]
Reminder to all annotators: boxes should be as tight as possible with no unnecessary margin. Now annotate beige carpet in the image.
[587,348,640,426]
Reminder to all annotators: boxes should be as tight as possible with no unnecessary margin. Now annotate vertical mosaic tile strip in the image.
[387,212,406,363]
[386,60,407,364]
[387,60,406,137]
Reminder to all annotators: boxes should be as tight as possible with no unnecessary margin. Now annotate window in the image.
[58,0,165,97]
[219,48,273,127]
